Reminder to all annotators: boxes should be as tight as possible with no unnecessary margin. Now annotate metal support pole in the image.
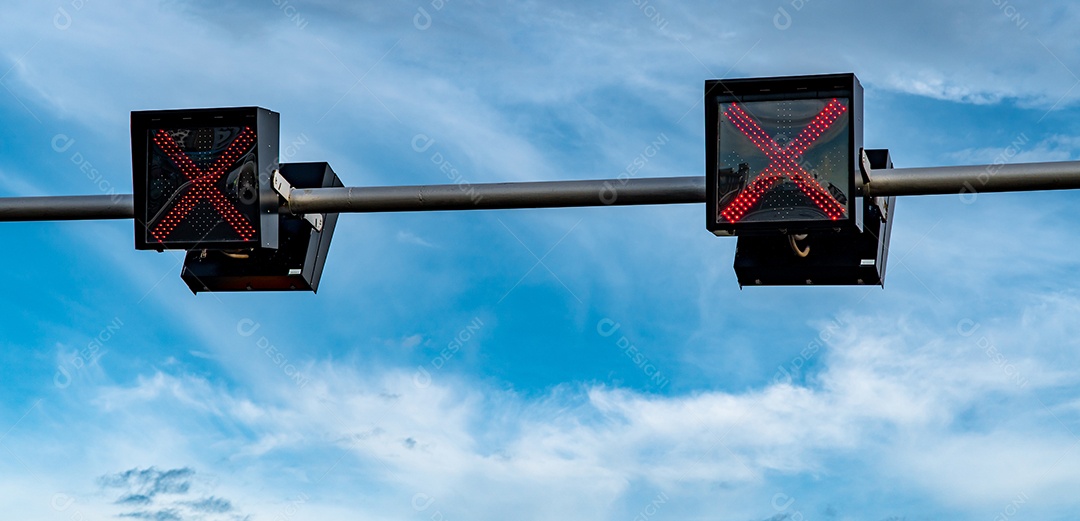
[863,160,1080,197]
[0,177,705,222]
[285,176,706,214]
[5,159,1080,222]
[0,195,134,221]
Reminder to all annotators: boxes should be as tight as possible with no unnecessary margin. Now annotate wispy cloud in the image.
[58,296,1080,518]
[100,467,246,521]
[397,230,437,248]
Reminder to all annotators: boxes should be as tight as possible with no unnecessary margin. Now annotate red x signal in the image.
[149,128,258,243]
[720,99,848,223]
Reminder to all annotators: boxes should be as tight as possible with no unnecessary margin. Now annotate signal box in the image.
[131,107,280,251]
[705,73,863,237]
[180,162,343,293]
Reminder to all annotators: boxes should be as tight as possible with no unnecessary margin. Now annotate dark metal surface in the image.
[0,177,707,222]
[8,161,1080,222]
[285,176,707,214]
[863,160,1080,197]
[0,195,134,221]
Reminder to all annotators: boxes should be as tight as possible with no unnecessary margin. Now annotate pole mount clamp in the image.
[272,170,324,232]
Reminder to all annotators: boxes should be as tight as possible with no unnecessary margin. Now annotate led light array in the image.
[150,128,258,242]
[720,100,848,223]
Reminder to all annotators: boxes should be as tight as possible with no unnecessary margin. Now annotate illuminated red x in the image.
[720,99,848,223]
[150,128,258,242]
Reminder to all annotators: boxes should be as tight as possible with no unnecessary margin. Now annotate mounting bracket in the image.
[272,169,324,232]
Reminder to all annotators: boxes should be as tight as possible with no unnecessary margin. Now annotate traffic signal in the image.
[131,107,280,251]
[131,108,342,294]
[705,73,895,286]
[705,73,863,236]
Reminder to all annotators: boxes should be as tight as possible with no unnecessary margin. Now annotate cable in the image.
[789,234,810,258]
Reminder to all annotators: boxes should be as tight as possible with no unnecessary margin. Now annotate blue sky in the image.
[2,0,1080,519]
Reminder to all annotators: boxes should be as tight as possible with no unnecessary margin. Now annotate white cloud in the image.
[882,70,1011,106]
[6,294,1072,519]
[400,333,425,349]
[397,230,437,248]
[948,134,1080,164]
